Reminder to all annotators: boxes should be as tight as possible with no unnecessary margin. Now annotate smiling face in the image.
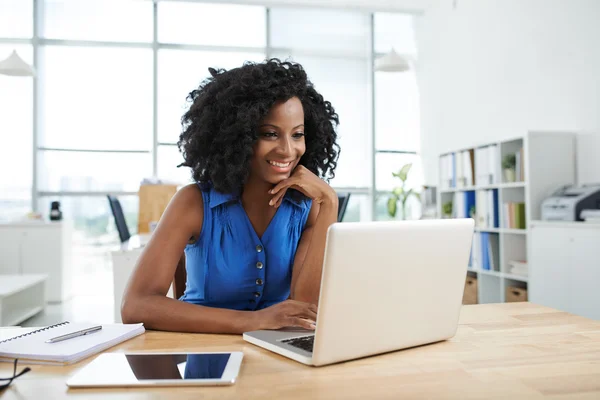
[249,97,306,185]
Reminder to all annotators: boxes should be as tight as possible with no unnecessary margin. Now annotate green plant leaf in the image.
[392,186,403,196]
[387,197,397,217]
[399,163,412,181]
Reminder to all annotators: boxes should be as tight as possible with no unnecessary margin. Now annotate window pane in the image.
[39,195,138,298]
[375,191,421,221]
[272,54,370,188]
[38,151,151,192]
[374,13,417,55]
[42,0,153,42]
[39,46,153,150]
[158,2,266,47]
[375,71,420,152]
[157,49,265,143]
[375,152,423,192]
[270,8,370,56]
[339,193,370,222]
[0,45,33,221]
[157,145,193,185]
[0,0,33,38]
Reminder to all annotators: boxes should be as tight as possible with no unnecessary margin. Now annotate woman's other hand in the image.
[254,299,318,330]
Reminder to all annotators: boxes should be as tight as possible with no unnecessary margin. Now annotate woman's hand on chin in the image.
[268,165,337,208]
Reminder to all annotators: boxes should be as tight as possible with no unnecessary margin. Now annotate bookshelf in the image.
[438,132,576,304]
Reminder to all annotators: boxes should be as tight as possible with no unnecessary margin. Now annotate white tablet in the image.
[66,352,243,388]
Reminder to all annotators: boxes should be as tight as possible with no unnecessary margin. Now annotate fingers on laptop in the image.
[259,299,317,330]
[284,301,317,329]
[288,317,317,330]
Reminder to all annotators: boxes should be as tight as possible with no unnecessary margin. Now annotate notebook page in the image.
[0,323,144,362]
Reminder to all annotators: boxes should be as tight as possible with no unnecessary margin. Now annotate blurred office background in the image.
[2,0,600,326]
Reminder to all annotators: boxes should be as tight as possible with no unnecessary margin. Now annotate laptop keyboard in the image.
[281,335,315,353]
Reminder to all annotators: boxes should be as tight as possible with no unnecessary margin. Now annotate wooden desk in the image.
[2,303,600,399]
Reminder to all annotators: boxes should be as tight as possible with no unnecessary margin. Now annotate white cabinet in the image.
[530,221,600,320]
[0,221,73,303]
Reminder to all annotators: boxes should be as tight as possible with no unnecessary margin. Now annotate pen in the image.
[45,326,103,343]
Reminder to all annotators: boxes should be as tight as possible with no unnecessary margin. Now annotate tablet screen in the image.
[125,353,231,380]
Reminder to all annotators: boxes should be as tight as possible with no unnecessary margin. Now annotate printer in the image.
[541,184,600,221]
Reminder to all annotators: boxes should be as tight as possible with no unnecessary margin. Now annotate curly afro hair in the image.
[177,58,340,194]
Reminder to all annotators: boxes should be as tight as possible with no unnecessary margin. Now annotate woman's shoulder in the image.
[167,183,205,221]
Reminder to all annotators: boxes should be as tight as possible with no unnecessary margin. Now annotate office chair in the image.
[337,193,351,222]
[107,195,131,244]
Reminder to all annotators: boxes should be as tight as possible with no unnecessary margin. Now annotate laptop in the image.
[243,218,475,367]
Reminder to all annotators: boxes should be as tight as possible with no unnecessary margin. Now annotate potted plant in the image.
[387,163,421,220]
[442,201,453,218]
[502,154,516,183]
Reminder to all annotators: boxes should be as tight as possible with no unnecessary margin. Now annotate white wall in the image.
[415,0,600,186]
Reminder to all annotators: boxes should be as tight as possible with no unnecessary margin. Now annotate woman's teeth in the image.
[269,161,291,167]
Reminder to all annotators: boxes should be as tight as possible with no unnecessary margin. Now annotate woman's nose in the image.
[277,136,294,155]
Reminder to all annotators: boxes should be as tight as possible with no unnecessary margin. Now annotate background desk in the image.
[0,221,72,303]
[2,302,600,399]
[111,233,171,323]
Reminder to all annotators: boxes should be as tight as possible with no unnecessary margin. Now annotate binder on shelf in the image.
[456,152,463,188]
[479,232,499,272]
[480,233,489,270]
[451,152,456,188]
[470,232,480,269]
[454,191,476,218]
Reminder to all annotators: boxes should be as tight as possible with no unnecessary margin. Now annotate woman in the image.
[122,59,340,334]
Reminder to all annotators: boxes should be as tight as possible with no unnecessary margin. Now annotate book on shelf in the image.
[469,232,481,269]
[508,260,528,276]
[475,189,499,228]
[512,147,525,182]
[503,202,526,229]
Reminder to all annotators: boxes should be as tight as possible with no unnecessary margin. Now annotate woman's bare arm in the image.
[120,184,258,333]
[289,196,338,305]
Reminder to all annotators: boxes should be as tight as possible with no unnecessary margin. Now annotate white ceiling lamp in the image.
[0,50,36,77]
[374,48,410,73]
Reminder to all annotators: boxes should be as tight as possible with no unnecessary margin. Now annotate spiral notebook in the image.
[0,322,145,366]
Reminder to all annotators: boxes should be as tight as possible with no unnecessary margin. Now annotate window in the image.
[158,2,266,47]
[38,195,138,296]
[157,145,192,185]
[375,71,420,152]
[0,45,33,221]
[41,0,153,42]
[39,46,153,151]
[157,49,265,144]
[270,8,371,190]
[270,8,370,56]
[38,151,151,192]
[0,0,33,38]
[374,13,417,55]
[373,12,422,220]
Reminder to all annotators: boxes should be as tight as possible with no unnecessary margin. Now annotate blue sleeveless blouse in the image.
[180,184,312,311]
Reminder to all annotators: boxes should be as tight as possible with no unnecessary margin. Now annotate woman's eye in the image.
[262,132,277,138]
[293,132,305,139]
